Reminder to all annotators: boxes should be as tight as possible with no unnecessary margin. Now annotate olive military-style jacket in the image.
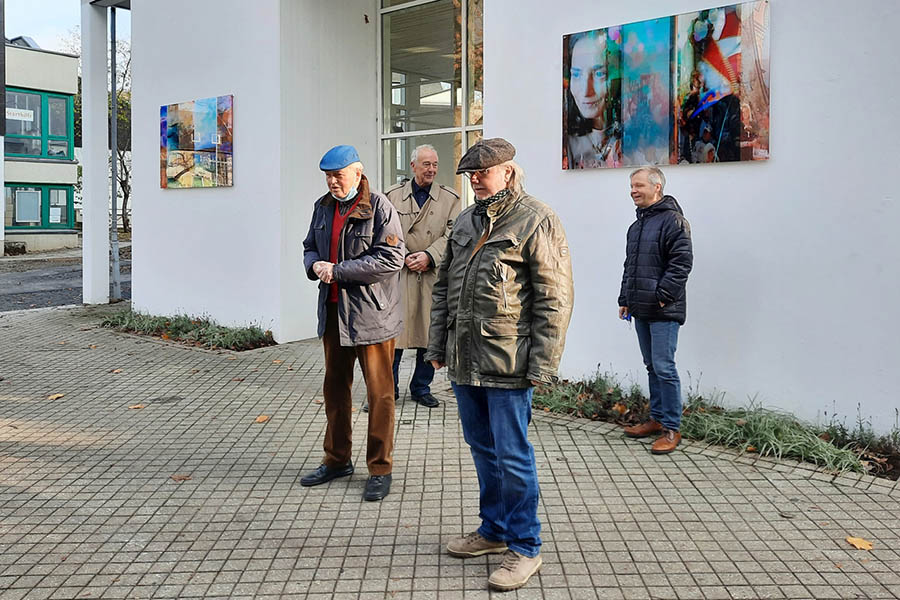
[425,191,574,388]
[385,179,461,349]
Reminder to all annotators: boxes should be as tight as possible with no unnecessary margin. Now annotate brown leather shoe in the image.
[651,429,681,454]
[623,419,663,438]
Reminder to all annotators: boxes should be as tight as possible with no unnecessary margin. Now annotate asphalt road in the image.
[0,258,131,312]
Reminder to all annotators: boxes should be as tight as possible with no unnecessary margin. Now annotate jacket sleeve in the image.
[332,197,406,285]
[302,202,323,281]
[424,193,462,269]
[424,231,454,364]
[525,213,575,384]
[618,254,628,307]
[656,215,693,305]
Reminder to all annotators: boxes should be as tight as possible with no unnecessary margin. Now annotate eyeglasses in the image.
[464,167,493,180]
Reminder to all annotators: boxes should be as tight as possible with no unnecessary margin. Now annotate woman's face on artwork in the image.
[569,33,609,123]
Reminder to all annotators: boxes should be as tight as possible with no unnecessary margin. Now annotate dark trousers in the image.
[392,348,435,397]
[322,304,396,475]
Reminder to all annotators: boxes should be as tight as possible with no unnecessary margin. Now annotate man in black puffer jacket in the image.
[618,167,693,454]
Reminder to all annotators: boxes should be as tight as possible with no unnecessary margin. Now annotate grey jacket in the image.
[425,192,574,388]
[302,175,405,346]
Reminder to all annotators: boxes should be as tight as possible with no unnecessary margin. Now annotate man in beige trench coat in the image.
[383,144,461,409]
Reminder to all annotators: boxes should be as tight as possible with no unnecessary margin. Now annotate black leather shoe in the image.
[300,462,353,487]
[363,474,392,501]
[361,402,369,413]
[412,393,439,408]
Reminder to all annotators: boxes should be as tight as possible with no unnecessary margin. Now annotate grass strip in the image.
[101,309,275,351]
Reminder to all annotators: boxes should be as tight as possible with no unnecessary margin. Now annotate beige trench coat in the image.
[385,179,462,349]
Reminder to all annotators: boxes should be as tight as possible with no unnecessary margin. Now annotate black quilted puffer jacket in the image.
[617,195,693,325]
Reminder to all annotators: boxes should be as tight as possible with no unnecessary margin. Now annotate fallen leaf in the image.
[735,419,747,426]
[170,474,192,482]
[846,536,874,551]
[58,341,67,345]
[314,399,324,405]
[161,333,170,340]
[231,377,245,382]
[544,407,550,412]
[47,393,65,400]
[255,415,270,423]
[227,356,236,361]
[88,345,98,349]
[611,402,628,416]
[272,360,283,364]
[835,563,843,569]
[746,445,757,453]
[351,407,357,413]
[287,368,294,371]
[128,404,145,410]
[110,369,123,374]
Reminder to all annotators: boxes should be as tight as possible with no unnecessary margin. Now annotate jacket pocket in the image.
[365,282,386,311]
[444,319,457,373]
[344,229,373,258]
[477,318,531,378]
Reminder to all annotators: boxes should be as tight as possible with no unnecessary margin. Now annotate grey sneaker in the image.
[488,550,542,591]
[446,531,507,558]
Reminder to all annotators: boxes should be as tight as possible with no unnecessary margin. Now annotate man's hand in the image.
[405,252,431,273]
[618,306,630,320]
[659,301,665,308]
[430,360,445,370]
[313,261,335,284]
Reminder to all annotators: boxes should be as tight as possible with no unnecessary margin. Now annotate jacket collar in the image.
[321,174,374,220]
[485,189,521,220]
[637,194,682,218]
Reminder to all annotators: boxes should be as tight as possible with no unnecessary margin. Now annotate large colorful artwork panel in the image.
[563,1,769,170]
[160,95,233,188]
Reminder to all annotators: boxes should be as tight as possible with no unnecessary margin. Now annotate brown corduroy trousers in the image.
[322,304,396,475]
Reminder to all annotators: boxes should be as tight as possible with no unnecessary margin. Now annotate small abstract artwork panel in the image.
[563,1,769,170]
[160,95,233,188]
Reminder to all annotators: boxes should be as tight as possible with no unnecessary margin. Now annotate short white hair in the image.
[630,166,665,192]
[410,144,437,163]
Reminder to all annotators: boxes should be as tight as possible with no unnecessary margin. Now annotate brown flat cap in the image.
[456,138,516,174]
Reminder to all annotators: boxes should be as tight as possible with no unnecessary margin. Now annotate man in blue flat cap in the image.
[301,145,405,502]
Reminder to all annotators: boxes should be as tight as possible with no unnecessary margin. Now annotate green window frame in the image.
[5,87,75,160]
[4,184,75,229]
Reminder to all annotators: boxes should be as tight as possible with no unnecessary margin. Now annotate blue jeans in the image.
[452,383,541,557]
[634,318,682,431]
[392,348,435,397]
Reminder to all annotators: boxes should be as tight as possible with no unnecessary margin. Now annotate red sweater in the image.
[328,196,362,303]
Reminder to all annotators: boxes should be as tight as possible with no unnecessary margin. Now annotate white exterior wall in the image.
[485,0,900,430]
[278,0,378,341]
[5,46,78,94]
[131,0,378,340]
[131,0,283,332]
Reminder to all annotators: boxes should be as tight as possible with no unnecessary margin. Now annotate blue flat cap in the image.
[319,145,360,171]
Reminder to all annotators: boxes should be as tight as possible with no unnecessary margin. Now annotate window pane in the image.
[49,97,68,137]
[382,0,461,134]
[5,137,42,155]
[382,132,462,192]
[14,189,42,225]
[461,130,484,206]
[50,189,67,206]
[48,140,69,158]
[6,91,42,136]
[467,0,483,125]
[382,0,426,8]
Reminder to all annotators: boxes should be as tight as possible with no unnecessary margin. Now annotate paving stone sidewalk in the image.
[1,305,899,600]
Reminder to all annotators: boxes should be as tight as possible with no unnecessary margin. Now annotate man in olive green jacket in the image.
[386,144,461,408]
[426,138,574,592]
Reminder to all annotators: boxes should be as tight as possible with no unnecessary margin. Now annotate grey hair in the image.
[505,161,526,196]
[410,144,437,163]
[630,166,665,192]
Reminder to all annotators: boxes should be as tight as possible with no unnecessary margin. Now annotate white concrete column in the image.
[81,0,109,303]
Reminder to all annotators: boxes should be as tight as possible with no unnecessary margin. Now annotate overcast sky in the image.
[5,0,130,53]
